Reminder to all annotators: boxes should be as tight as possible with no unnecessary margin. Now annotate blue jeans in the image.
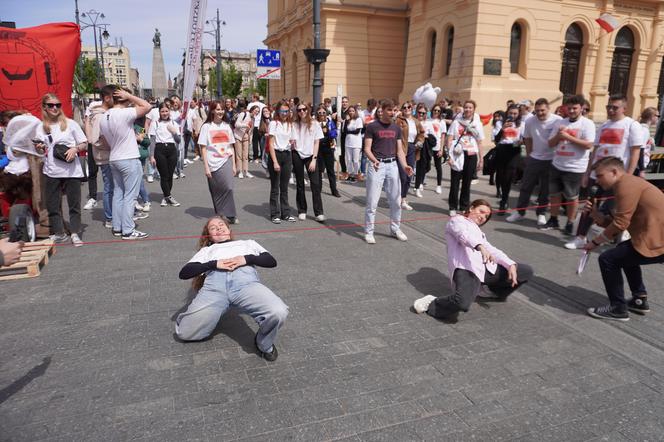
[175,267,289,352]
[138,159,150,204]
[365,160,401,235]
[100,164,114,221]
[110,158,142,235]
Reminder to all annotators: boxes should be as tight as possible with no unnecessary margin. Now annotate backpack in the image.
[86,105,111,165]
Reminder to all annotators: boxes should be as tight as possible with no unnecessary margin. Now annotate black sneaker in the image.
[539,217,560,231]
[563,221,574,236]
[256,335,278,362]
[497,202,507,216]
[587,305,629,322]
[627,297,650,314]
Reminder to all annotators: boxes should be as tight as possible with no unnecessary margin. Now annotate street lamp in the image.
[79,9,110,86]
[205,9,226,100]
[98,26,110,84]
[304,0,330,107]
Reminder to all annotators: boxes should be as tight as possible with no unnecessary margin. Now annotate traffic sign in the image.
[257,49,281,80]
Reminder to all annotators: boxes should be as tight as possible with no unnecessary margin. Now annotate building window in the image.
[559,23,584,97]
[609,27,635,97]
[509,23,522,74]
[427,30,436,78]
[445,26,454,76]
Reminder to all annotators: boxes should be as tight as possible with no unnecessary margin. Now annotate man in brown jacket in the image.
[584,156,664,321]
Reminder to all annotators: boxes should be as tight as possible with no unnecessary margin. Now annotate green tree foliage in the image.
[74,57,99,95]
[208,61,244,99]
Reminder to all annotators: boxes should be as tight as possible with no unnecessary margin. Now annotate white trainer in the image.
[413,295,437,314]
[401,201,413,211]
[161,198,168,207]
[506,212,524,223]
[365,233,376,244]
[71,233,84,247]
[537,214,547,226]
[298,213,306,220]
[392,230,408,241]
[238,172,244,179]
[245,172,254,178]
[435,186,442,194]
[83,198,97,210]
[415,188,423,198]
[147,175,154,183]
[142,202,151,212]
[135,202,144,212]
[564,236,587,250]
[315,214,326,222]
[449,210,457,217]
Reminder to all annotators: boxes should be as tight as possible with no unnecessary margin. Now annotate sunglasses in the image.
[402,106,411,110]
[317,112,327,116]
[278,110,289,114]
[605,105,620,111]
[417,112,427,116]
[44,103,62,109]
[297,108,307,112]
[432,109,441,112]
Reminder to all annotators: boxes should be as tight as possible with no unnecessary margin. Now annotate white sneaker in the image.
[71,233,83,247]
[184,158,193,165]
[193,155,200,161]
[238,172,244,179]
[133,212,149,220]
[392,230,408,241]
[147,175,154,183]
[298,213,306,220]
[104,220,113,229]
[142,202,151,212]
[161,198,168,207]
[83,198,97,210]
[315,214,326,222]
[449,210,457,217]
[564,236,587,250]
[167,196,181,207]
[413,295,437,314]
[365,233,376,244]
[401,201,413,211]
[415,188,423,198]
[471,179,479,185]
[173,173,179,179]
[122,230,149,240]
[245,172,254,178]
[537,214,547,226]
[135,202,144,212]
[435,186,442,194]
[506,212,524,223]
[179,172,186,179]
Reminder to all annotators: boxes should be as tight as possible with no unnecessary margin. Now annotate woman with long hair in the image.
[148,102,182,207]
[233,102,254,179]
[175,216,288,361]
[395,101,423,211]
[257,106,272,165]
[494,104,524,213]
[35,93,88,245]
[413,103,443,197]
[292,102,325,221]
[343,105,363,183]
[639,107,659,175]
[412,199,533,322]
[315,104,340,198]
[267,101,296,223]
[198,100,238,224]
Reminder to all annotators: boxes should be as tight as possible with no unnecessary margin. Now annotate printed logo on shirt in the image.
[211,130,231,144]
[502,127,519,139]
[598,128,624,145]
[364,115,374,125]
[208,129,233,158]
[377,130,397,138]
[432,123,440,135]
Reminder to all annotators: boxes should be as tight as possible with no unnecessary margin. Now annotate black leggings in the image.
[495,144,521,206]
[154,143,178,198]
[317,148,338,194]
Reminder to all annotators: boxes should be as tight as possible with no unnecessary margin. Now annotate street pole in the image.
[304,0,330,108]
[92,25,100,82]
[215,8,222,99]
[99,28,106,84]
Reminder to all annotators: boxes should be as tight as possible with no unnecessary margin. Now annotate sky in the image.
[2,0,268,88]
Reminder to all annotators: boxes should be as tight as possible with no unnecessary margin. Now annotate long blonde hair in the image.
[41,93,67,134]
[192,216,235,291]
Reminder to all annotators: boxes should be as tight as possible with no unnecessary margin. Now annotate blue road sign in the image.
[257,49,281,68]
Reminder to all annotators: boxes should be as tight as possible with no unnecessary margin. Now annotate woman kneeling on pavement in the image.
[175,216,288,361]
[413,199,533,322]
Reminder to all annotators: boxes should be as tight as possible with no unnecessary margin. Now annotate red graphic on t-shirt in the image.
[211,130,230,144]
[599,128,624,145]
[432,123,440,135]
[563,128,579,138]
[377,130,396,138]
[503,127,519,139]
[364,115,374,125]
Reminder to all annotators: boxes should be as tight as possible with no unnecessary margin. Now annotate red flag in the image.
[479,114,492,126]
[596,13,619,33]
[0,22,81,118]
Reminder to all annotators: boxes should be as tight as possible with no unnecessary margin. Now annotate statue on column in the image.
[153,29,161,48]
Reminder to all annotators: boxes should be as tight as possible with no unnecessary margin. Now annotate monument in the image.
[151,28,168,99]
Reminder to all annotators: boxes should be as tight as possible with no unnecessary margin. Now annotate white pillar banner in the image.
[182,0,207,118]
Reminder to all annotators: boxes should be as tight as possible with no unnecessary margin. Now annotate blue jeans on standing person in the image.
[175,267,289,352]
[110,158,142,235]
[138,159,150,204]
[365,160,401,235]
[100,164,114,221]
[175,138,185,176]
[398,142,416,198]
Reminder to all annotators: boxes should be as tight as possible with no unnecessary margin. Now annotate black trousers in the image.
[339,135,347,173]
[86,143,98,200]
[292,152,323,216]
[252,127,261,160]
[427,264,533,320]
[317,148,338,194]
[495,144,521,207]
[448,153,478,211]
[44,175,82,235]
[154,143,178,198]
[268,150,293,218]
[183,130,193,157]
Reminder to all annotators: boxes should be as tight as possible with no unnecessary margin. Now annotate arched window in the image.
[445,26,454,76]
[509,23,522,74]
[427,30,437,78]
[609,27,635,96]
[559,23,584,97]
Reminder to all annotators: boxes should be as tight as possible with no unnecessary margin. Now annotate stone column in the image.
[152,46,168,100]
[640,4,663,109]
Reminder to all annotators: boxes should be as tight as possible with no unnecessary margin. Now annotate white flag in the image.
[182,0,207,118]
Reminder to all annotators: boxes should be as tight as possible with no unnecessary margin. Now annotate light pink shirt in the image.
[445,215,515,283]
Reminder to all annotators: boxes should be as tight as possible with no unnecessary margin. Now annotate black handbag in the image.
[482,148,497,176]
[53,143,74,163]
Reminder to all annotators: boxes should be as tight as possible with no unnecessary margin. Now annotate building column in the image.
[589,0,613,121]
[640,5,663,108]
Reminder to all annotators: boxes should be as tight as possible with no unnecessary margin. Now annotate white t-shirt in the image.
[198,121,235,172]
[497,122,524,145]
[591,117,645,175]
[523,114,562,161]
[100,107,140,162]
[84,100,103,119]
[550,116,595,173]
[641,123,654,168]
[447,117,484,155]
[146,107,159,123]
[37,119,87,178]
[425,118,447,151]
[170,109,182,124]
[362,109,376,126]
[406,118,417,143]
[345,117,364,149]
[268,121,295,151]
[248,101,266,127]
[148,119,180,144]
[293,121,324,158]
[189,240,268,266]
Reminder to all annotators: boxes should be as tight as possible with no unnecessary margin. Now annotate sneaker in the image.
[332,191,341,198]
[179,172,186,179]
[435,185,442,194]
[238,172,244,179]
[506,212,524,223]
[284,215,297,222]
[83,198,97,210]
[50,233,70,243]
[563,221,574,236]
[228,217,239,225]
[147,175,154,183]
[627,296,650,314]
[184,158,193,165]
[401,201,413,211]
[539,217,560,231]
[161,198,168,207]
[245,172,254,178]
[315,214,326,222]
[471,179,479,185]
[133,212,149,221]
[104,220,113,229]
[193,155,200,161]
[392,230,408,241]
[70,233,83,247]
[564,236,586,250]
[587,305,629,322]
[365,233,376,244]
[537,214,547,226]
[112,230,122,237]
[122,230,149,240]
[135,202,144,211]
[415,188,423,198]
[449,210,457,217]
[173,173,179,179]
[497,202,507,216]
[256,335,278,362]
[167,196,181,207]
[298,213,307,221]
[271,217,281,224]
[142,202,151,212]
[413,295,437,314]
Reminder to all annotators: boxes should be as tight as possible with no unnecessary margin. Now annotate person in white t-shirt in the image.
[34,94,88,246]
[233,103,254,179]
[267,101,296,223]
[292,103,325,221]
[148,102,182,207]
[99,85,152,240]
[507,98,562,225]
[424,104,447,194]
[343,105,364,182]
[542,94,595,235]
[198,100,238,224]
[248,94,266,161]
[493,104,525,213]
[639,106,659,174]
[175,216,288,362]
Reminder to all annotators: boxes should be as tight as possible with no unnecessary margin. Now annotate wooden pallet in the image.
[0,240,56,281]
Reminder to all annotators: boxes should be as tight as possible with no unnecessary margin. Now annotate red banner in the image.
[0,22,81,118]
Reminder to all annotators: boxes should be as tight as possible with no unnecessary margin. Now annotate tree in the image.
[241,79,267,98]
[74,58,99,95]
[208,61,243,99]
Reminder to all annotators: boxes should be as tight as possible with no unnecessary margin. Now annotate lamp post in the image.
[205,9,226,100]
[304,0,330,107]
[198,50,207,100]
[98,26,110,84]
[80,9,110,86]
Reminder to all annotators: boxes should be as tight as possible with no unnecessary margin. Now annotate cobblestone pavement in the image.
[2,159,664,441]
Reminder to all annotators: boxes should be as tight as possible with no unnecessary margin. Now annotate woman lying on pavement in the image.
[175,216,289,361]
[413,199,533,322]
